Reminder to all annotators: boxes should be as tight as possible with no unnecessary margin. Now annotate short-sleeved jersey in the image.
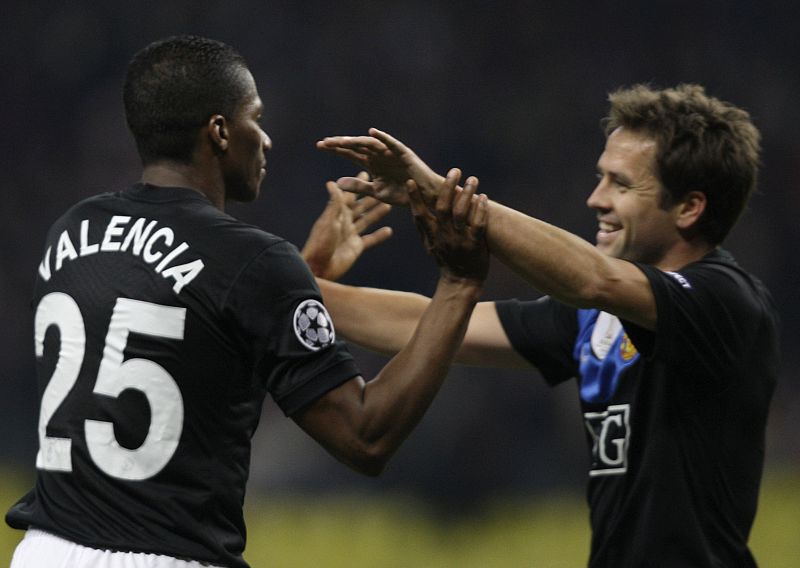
[496,249,779,567]
[6,184,361,568]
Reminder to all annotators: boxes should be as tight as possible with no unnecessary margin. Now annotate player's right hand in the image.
[409,168,489,283]
[316,128,443,207]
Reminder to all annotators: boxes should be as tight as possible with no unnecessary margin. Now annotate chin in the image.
[595,243,616,258]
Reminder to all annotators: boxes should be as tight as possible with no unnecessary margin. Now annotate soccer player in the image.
[5,35,489,568]
[312,84,780,567]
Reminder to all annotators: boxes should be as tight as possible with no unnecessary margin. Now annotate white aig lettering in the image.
[584,404,630,476]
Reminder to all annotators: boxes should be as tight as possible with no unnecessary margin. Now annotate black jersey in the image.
[496,249,779,567]
[6,184,360,568]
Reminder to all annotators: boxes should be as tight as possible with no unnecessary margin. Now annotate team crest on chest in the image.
[293,299,335,351]
[619,333,637,361]
[576,310,640,404]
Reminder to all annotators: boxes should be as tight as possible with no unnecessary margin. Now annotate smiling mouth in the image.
[596,221,622,244]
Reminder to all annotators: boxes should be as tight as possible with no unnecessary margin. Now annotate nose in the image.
[586,177,609,211]
[262,131,272,152]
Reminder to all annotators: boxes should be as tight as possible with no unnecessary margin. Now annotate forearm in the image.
[405,174,621,310]
[356,276,482,459]
[486,201,614,308]
[317,278,430,354]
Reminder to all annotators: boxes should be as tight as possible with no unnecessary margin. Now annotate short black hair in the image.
[123,35,251,164]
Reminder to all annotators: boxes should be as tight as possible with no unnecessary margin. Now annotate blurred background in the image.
[2,1,798,565]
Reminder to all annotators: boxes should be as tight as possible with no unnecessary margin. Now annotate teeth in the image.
[599,222,619,231]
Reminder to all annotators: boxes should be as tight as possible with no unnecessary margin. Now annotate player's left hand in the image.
[302,172,393,280]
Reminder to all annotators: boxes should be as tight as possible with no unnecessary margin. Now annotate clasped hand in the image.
[409,168,489,282]
[309,129,489,282]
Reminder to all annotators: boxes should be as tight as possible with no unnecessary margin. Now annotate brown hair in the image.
[602,84,761,244]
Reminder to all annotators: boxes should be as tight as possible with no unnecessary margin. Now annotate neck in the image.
[653,240,716,271]
[140,161,225,210]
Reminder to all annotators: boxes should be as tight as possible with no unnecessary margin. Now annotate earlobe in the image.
[208,115,228,152]
[676,191,707,230]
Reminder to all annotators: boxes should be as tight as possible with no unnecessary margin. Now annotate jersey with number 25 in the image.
[6,184,360,568]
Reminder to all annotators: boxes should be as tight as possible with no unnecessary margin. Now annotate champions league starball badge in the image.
[293,299,335,351]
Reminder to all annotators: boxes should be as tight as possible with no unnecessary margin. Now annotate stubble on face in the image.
[589,128,676,265]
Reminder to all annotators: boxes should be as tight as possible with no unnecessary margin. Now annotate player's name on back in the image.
[38,215,205,294]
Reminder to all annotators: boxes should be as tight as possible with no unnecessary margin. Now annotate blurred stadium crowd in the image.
[1,1,798,512]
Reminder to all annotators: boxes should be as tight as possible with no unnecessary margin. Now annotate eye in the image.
[610,175,630,190]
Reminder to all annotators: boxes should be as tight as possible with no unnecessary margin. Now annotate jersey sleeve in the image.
[629,258,768,382]
[494,296,578,385]
[223,240,359,416]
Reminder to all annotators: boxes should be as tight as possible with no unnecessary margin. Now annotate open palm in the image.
[302,177,393,280]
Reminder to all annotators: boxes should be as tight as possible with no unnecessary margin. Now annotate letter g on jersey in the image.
[584,404,630,476]
[293,299,335,351]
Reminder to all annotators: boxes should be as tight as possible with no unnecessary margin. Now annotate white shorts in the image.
[10,528,225,568]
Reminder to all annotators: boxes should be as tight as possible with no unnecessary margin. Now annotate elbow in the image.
[569,260,620,309]
[348,442,392,477]
[353,458,387,478]
[572,279,606,308]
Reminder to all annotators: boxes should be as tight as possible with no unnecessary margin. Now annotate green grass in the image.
[2,469,798,567]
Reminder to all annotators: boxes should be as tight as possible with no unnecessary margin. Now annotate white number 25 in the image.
[34,292,185,481]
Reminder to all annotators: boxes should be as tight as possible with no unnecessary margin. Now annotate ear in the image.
[675,190,707,230]
[207,114,229,152]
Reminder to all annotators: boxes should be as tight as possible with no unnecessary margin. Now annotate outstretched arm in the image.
[484,201,656,328]
[303,167,526,366]
[317,280,530,368]
[294,170,491,476]
[318,129,656,329]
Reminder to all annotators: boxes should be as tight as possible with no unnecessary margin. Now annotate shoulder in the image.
[634,249,778,367]
[638,249,771,311]
[673,249,774,312]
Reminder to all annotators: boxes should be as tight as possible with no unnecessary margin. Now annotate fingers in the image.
[407,179,428,219]
[324,180,345,203]
[435,168,462,216]
[326,176,391,233]
[451,176,479,229]
[316,181,347,225]
[315,146,370,164]
[353,200,392,233]
[408,180,435,248]
[361,226,394,251]
[316,136,388,154]
[337,176,377,197]
[368,128,411,155]
[470,193,489,234]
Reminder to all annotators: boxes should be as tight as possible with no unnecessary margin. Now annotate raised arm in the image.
[294,170,491,476]
[303,168,529,367]
[484,201,655,328]
[318,129,656,329]
[317,280,529,368]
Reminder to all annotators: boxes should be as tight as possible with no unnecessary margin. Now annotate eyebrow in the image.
[597,167,634,186]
